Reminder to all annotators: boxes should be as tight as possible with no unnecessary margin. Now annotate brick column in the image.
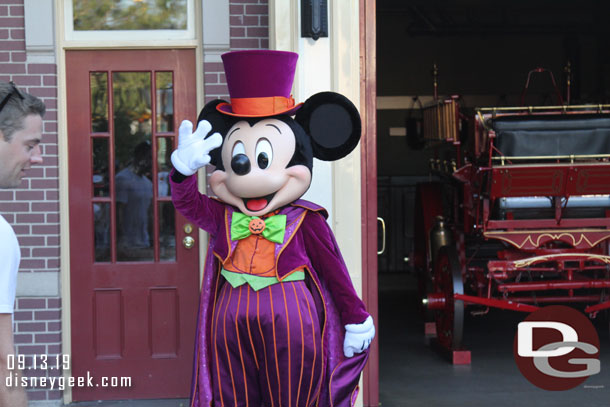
[204,0,268,105]
[13,298,62,403]
[0,0,60,404]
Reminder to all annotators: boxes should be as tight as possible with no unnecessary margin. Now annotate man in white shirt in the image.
[0,81,45,407]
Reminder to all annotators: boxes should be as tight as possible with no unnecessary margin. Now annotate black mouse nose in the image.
[231,154,251,175]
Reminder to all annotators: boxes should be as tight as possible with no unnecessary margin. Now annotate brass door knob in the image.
[182,236,195,249]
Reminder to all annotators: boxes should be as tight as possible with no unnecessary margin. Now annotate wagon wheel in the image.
[432,245,464,350]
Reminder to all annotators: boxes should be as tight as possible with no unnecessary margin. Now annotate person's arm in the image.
[301,211,369,325]
[0,314,27,407]
[170,119,224,235]
[170,170,224,235]
[301,211,375,357]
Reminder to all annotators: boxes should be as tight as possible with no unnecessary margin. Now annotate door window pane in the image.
[93,203,110,262]
[156,72,174,133]
[113,72,152,171]
[159,202,175,261]
[90,72,108,133]
[92,138,110,197]
[113,72,154,262]
[157,137,173,197]
[115,184,153,262]
[73,0,187,31]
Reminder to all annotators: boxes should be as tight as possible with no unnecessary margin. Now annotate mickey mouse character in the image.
[170,50,375,407]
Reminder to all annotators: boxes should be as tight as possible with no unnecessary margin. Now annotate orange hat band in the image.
[231,95,295,116]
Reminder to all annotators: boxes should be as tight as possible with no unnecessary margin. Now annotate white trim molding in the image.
[24,0,56,63]
[202,0,230,63]
[269,3,364,405]
[63,0,196,43]
[16,272,60,297]
[377,94,523,110]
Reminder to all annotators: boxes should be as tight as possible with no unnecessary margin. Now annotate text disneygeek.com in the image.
[4,354,132,390]
[5,372,132,391]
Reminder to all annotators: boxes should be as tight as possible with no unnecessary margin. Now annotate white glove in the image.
[343,315,375,358]
[171,120,223,176]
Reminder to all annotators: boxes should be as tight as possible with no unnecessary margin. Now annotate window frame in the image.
[64,0,196,42]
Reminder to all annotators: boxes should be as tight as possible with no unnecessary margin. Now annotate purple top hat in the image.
[216,50,303,117]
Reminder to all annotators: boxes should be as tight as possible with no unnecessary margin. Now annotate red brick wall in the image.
[204,0,269,104]
[0,0,60,404]
[13,297,62,402]
[229,0,269,50]
[0,0,60,275]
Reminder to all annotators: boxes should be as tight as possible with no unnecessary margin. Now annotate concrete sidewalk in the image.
[66,399,189,407]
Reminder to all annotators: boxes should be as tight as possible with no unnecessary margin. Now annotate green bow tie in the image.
[230,212,287,244]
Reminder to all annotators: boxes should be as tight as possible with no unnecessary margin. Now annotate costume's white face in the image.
[209,118,311,217]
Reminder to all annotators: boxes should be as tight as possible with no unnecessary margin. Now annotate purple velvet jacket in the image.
[170,172,370,407]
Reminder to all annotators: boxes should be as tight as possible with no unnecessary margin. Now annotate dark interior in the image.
[376,1,610,404]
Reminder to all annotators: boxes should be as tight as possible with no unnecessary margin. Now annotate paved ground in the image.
[67,399,189,407]
[62,272,610,407]
[378,272,610,407]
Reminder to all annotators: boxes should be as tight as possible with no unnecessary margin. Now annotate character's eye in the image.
[255,138,273,169]
[232,141,245,157]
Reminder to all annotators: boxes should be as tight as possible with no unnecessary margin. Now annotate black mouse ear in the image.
[197,99,230,168]
[295,92,361,161]
[197,99,230,133]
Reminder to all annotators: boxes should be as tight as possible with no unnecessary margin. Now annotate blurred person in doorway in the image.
[115,141,153,259]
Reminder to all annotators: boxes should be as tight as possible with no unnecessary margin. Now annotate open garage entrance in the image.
[374,1,610,405]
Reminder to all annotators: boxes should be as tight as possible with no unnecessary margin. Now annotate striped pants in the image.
[211,279,324,407]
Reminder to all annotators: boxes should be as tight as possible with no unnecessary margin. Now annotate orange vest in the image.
[222,233,278,277]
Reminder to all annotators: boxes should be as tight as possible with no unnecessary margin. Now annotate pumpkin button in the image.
[248,218,266,235]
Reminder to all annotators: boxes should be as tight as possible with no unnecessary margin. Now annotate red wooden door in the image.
[66,49,199,401]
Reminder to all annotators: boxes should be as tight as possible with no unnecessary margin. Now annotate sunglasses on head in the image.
[0,81,25,114]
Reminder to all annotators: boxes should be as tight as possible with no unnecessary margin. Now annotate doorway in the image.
[375,1,610,405]
[66,49,199,401]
